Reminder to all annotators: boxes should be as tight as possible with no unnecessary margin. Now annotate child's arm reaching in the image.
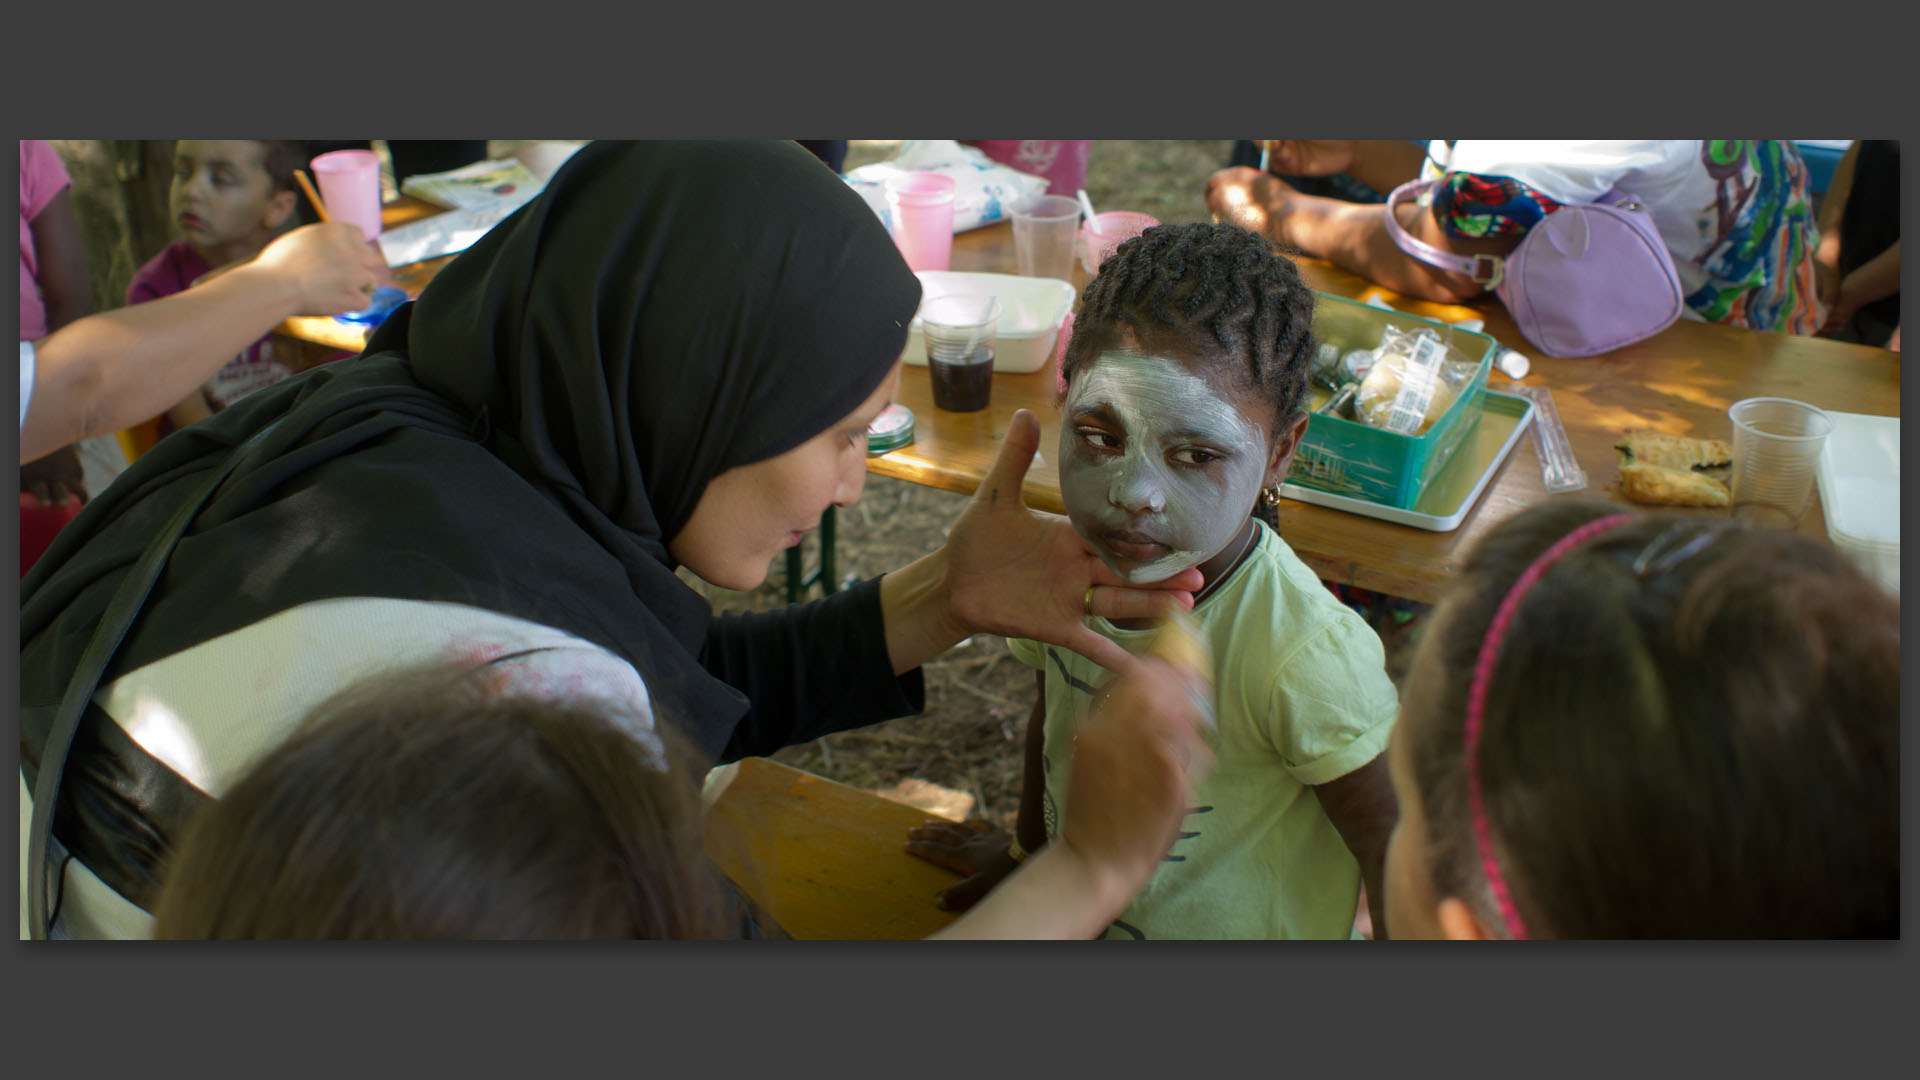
[23,222,382,462]
[903,672,1048,911]
[1312,755,1399,939]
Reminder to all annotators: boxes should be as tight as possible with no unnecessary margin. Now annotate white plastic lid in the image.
[1815,410,1900,548]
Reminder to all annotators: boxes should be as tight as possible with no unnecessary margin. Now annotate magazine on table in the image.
[400,158,546,211]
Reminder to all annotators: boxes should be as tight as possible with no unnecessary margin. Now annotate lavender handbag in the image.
[1384,178,1685,358]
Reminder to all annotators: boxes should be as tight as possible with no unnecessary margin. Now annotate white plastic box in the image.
[1814,410,1899,596]
[900,271,1076,374]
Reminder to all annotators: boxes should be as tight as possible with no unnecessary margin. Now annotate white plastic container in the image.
[901,271,1075,374]
[1814,410,1899,596]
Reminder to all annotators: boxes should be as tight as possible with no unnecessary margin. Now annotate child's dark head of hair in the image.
[151,664,744,940]
[255,139,308,195]
[1062,221,1318,430]
[1386,500,1899,939]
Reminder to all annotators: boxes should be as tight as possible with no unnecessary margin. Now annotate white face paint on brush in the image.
[1059,350,1271,584]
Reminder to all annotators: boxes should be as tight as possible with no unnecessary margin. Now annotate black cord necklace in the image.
[1190,521,1261,610]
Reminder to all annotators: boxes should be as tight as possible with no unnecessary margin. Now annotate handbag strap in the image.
[1384,178,1653,292]
[1383,179,1507,289]
[26,420,281,940]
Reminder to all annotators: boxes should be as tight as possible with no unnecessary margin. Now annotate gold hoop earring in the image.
[1259,483,1282,509]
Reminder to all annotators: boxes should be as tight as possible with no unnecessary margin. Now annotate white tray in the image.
[900,271,1075,374]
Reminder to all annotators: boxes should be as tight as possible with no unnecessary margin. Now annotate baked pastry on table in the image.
[1614,430,1733,507]
[1616,430,1732,477]
[1618,462,1730,508]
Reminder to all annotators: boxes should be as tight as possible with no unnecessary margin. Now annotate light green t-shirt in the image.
[1007,519,1400,940]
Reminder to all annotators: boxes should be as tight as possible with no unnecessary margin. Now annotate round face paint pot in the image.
[867,403,916,455]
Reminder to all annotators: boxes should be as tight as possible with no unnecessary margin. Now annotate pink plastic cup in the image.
[885,171,956,272]
[310,149,385,243]
[1079,211,1160,274]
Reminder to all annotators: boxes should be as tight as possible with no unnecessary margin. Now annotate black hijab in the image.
[22,142,920,852]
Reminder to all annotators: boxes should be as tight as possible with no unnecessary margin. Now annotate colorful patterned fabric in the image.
[1425,140,1823,335]
[1430,172,1562,239]
[1684,140,1823,335]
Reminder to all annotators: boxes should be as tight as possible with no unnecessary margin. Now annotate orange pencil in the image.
[294,169,331,222]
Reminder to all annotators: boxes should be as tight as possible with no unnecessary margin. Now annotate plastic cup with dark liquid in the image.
[922,295,1000,413]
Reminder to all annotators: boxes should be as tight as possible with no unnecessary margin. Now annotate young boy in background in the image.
[125,140,323,441]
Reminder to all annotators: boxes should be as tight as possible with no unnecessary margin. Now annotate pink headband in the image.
[1464,512,1637,940]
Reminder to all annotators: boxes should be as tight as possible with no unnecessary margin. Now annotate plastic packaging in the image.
[845,140,1050,234]
[1354,326,1475,436]
[1519,384,1588,492]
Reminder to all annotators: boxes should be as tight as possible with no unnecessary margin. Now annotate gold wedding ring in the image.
[1083,586,1096,617]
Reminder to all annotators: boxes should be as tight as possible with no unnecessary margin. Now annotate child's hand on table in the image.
[905,818,1021,912]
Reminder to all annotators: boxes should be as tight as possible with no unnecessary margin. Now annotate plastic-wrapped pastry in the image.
[1355,352,1459,434]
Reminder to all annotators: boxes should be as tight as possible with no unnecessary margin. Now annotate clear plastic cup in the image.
[885,172,956,272]
[1729,397,1833,529]
[1009,194,1080,281]
[310,149,385,243]
[921,295,999,412]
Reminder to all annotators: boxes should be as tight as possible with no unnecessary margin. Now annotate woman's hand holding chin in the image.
[880,409,1199,675]
[941,409,1201,674]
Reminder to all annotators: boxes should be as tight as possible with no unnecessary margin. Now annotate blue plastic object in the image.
[1795,141,1848,195]
[334,286,408,326]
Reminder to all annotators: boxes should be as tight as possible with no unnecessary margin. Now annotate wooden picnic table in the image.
[281,199,1902,605]
[702,756,959,940]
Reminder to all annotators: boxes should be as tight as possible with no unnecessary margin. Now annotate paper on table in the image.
[377,200,525,268]
[400,158,546,210]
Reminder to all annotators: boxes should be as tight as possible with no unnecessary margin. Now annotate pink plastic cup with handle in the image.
[310,149,385,243]
[1080,211,1160,274]
[885,172,956,272]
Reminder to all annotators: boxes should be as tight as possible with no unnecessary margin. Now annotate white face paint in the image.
[1059,351,1271,583]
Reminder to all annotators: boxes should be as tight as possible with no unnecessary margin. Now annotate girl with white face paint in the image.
[908,223,1407,939]
[1059,343,1285,587]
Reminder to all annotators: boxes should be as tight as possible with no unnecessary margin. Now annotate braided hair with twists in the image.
[1062,221,1318,427]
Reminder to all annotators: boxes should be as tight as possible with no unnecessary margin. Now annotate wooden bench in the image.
[702,757,961,940]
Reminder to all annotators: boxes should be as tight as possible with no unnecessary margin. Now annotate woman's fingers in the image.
[1082,583,1197,623]
[976,408,1042,512]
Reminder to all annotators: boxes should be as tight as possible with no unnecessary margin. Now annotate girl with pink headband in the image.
[1382,500,1898,939]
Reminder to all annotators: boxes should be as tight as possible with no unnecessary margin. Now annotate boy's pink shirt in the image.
[18,139,73,341]
[126,239,215,308]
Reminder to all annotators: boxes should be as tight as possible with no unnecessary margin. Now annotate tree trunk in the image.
[49,140,177,314]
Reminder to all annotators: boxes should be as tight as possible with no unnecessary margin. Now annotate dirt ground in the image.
[681,141,1417,836]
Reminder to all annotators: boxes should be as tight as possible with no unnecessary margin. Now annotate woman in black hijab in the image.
[19,141,1199,939]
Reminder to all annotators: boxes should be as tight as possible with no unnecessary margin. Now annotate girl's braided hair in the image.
[1061,221,1318,429]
